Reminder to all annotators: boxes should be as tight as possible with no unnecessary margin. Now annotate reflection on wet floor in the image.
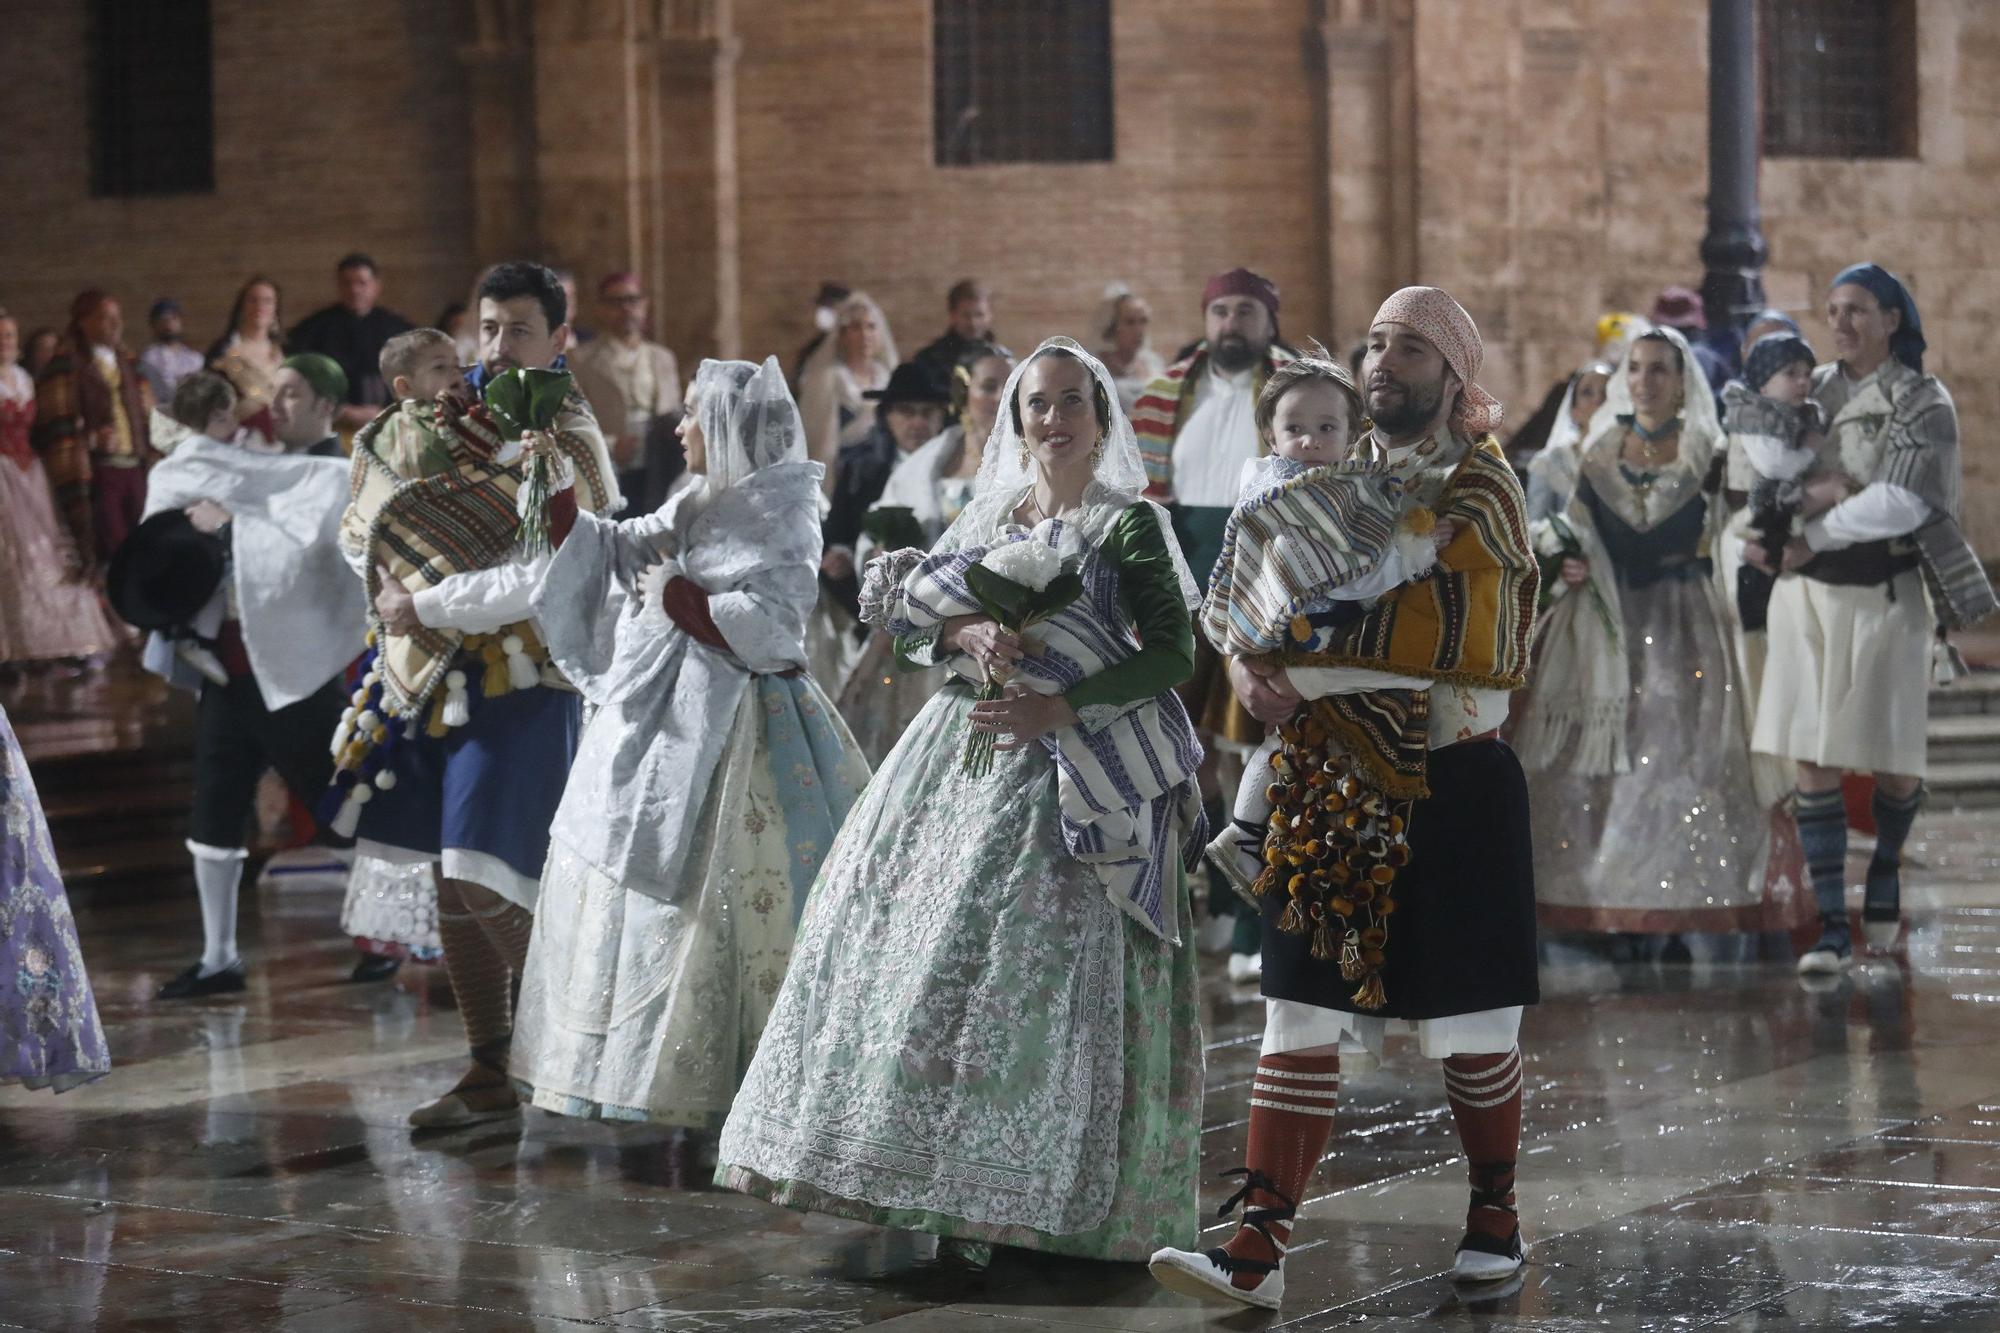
[5,875,1997,1330]
[4,668,1999,1327]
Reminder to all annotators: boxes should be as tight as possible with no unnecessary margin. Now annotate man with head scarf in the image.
[1151,287,1540,1312]
[1131,267,1298,979]
[1750,262,1992,976]
[33,289,155,563]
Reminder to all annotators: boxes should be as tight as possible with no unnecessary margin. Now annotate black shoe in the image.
[1861,859,1903,952]
[156,960,247,1000]
[349,954,402,983]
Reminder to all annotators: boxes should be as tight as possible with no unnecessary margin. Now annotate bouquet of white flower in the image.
[959,533,1083,776]
[1531,514,1616,639]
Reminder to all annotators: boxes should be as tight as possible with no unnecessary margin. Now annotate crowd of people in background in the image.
[0,248,1985,1313]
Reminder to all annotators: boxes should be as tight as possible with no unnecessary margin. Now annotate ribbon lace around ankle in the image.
[1206,1167,1298,1276]
[1468,1161,1518,1216]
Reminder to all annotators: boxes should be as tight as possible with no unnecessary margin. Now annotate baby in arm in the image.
[1201,351,1455,890]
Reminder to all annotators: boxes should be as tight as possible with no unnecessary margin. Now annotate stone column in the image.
[457,0,540,269]
[640,0,741,361]
[1315,0,1418,348]
[1699,0,1768,336]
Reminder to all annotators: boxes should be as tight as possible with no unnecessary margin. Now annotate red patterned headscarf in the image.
[1370,286,1502,436]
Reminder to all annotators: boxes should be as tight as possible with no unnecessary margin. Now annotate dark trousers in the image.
[189,674,346,850]
[92,463,148,561]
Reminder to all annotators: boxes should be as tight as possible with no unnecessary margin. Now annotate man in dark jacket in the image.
[286,253,414,431]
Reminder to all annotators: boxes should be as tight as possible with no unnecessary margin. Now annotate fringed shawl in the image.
[1272,438,1539,691]
[345,391,619,715]
[878,515,1204,942]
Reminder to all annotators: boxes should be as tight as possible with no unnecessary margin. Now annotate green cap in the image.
[283,352,348,405]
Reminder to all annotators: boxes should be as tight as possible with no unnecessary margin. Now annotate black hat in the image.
[864,360,953,411]
[106,510,228,630]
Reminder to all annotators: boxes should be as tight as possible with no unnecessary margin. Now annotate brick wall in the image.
[1405,0,2000,553]
[729,0,1330,374]
[2,0,1991,554]
[0,0,475,353]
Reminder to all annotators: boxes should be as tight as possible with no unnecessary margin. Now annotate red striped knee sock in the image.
[1219,1050,1341,1289]
[1442,1047,1524,1245]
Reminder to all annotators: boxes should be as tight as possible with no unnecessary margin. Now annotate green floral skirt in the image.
[716,686,1202,1261]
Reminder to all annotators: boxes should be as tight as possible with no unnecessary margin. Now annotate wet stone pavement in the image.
[3,792,1999,1328]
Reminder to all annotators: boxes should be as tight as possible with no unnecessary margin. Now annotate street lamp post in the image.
[1699,0,1769,342]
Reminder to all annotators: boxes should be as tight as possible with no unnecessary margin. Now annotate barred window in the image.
[933,0,1113,167]
[88,0,215,197]
[1759,0,1917,158]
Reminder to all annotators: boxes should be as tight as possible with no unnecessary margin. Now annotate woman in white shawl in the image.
[718,338,1206,1268]
[1522,359,1612,524]
[1515,328,1805,954]
[835,340,1014,762]
[796,291,897,492]
[508,357,872,1129]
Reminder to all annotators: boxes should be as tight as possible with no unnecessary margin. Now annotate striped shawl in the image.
[880,520,1204,941]
[1131,344,1299,499]
[1275,438,1538,690]
[345,391,618,715]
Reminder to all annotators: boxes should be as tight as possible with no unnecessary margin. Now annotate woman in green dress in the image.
[716,337,1207,1266]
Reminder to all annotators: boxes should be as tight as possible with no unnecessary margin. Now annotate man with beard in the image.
[1132,267,1296,980]
[344,261,620,1129]
[1149,287,1539,1312]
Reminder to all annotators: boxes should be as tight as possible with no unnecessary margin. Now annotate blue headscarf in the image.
[1830,263,1926,375]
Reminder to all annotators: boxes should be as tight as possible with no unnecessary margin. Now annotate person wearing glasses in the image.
[569,271,683,514]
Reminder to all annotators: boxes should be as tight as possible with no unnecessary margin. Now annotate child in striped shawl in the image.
[1205,353,1457,893]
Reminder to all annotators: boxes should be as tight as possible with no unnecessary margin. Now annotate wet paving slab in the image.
[4,789,2000,1327]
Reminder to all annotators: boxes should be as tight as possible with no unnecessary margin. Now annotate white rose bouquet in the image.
[959,533,1083,776]
[1531,513,1615,638]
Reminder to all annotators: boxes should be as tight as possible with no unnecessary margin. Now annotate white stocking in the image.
[187,840,246,975]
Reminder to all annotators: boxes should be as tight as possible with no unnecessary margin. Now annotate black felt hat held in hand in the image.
[105,509,228,630]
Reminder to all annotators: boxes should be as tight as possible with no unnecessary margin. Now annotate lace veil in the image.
[689,355,807,493]
[1580,324,1722,477]
[932,336,1200,611]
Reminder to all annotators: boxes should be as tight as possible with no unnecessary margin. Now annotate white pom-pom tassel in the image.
[374,769,398,791]
[502,633,538,691]
[442,670,471,728]
[331,781,374,838]
[329,706,358,760]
